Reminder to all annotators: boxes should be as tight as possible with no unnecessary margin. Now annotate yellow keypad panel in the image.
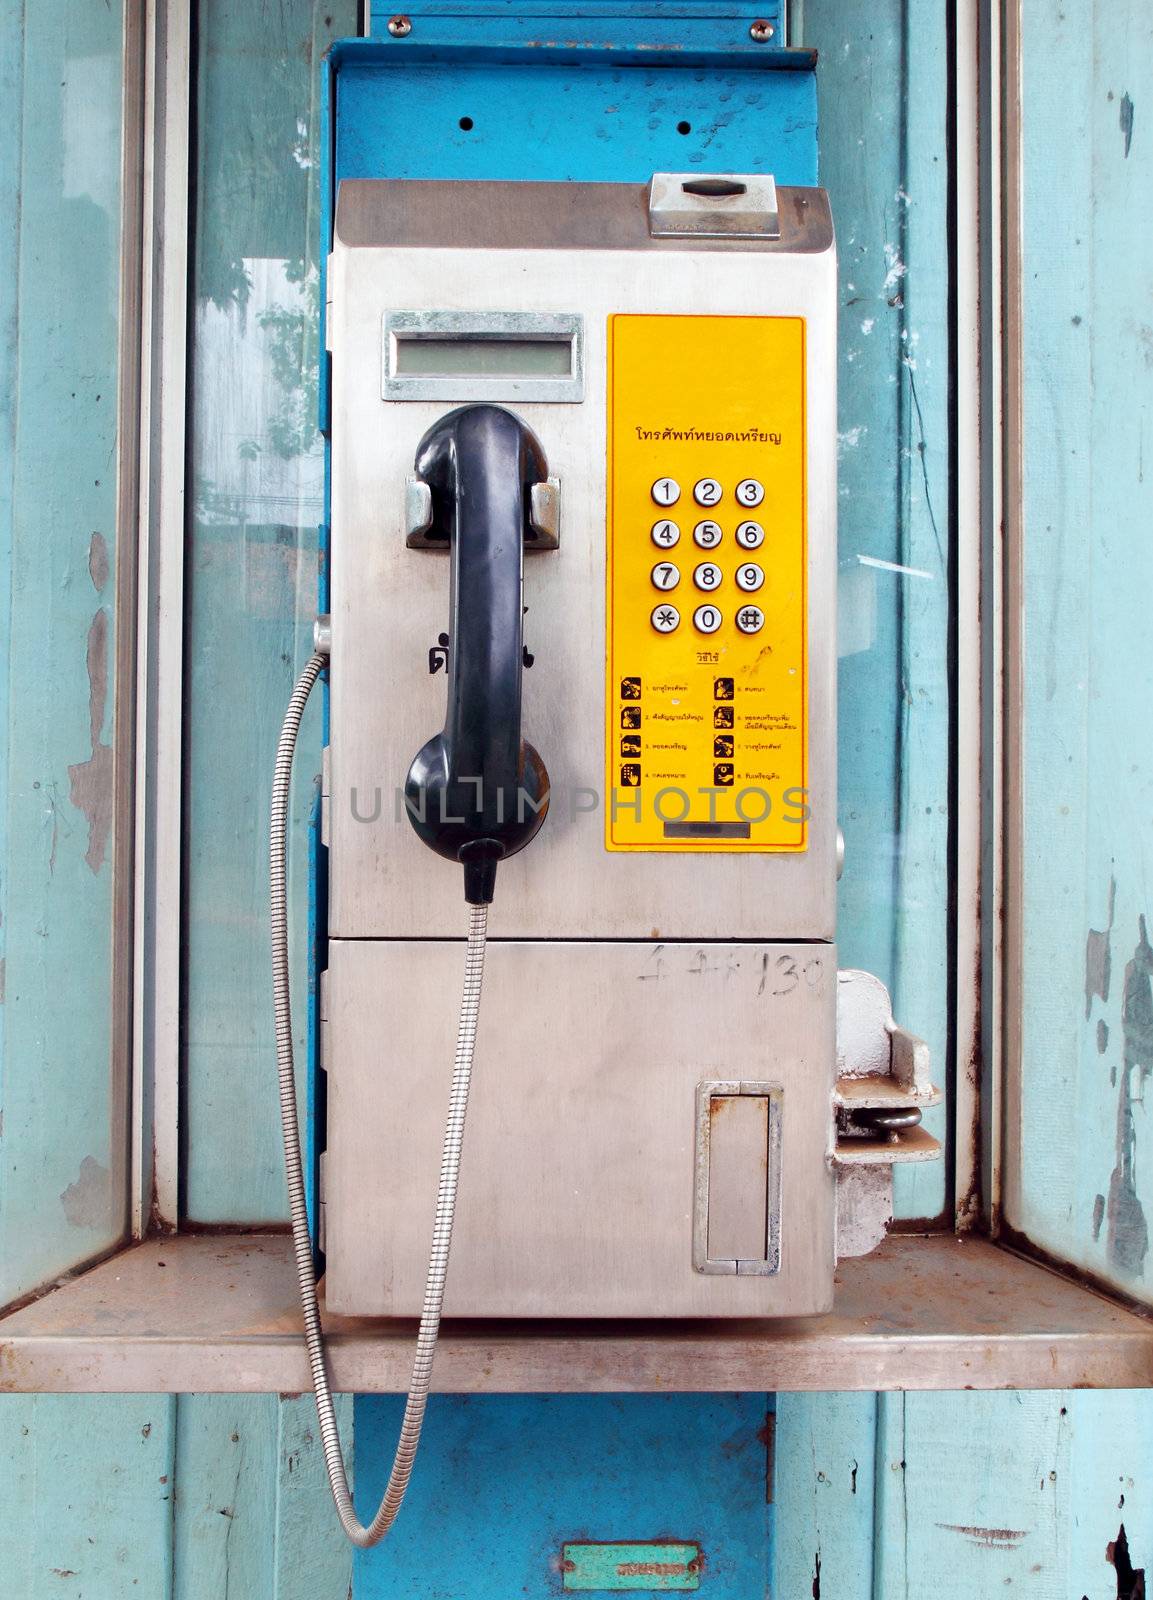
[605,314,807,852]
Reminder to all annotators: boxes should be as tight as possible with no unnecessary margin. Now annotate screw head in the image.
[387,13,412,36]
[749,18,775,41]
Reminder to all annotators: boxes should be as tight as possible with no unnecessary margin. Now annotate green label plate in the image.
[561,1542,702,1591]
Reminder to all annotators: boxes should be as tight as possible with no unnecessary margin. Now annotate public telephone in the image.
[270,172,930,1544]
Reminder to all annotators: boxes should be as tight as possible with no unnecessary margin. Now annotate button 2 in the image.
[693,520,722,549]
[651,604,680,633]
[693,604,723,635]
[736,605,765,634]
[735,520,764,550]
[735,478,764,507]
[693,562,723,592]
[651,561,681,591]
[735,562,764,592]
[651,518,681,548]
[693,477,723,507]
[651,477,681,507]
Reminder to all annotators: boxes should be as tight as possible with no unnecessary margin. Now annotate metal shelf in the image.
[1,1232,1149,1393]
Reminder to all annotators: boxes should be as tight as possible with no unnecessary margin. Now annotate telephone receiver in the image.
[404,404,551,905]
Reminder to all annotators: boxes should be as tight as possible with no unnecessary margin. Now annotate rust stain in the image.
[937,1523,1029,1550]
[67,607,113,873]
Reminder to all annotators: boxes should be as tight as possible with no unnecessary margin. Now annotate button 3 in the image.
[735,478,765,508]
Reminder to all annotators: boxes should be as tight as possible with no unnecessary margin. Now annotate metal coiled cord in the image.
[271,651,489,1547]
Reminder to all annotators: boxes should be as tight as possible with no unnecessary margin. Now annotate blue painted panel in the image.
[367,1,787,52]
[335,55,817,189]
[0,0,129,1302]
[353,1394,772,1598]
[1011,0,1153,1298]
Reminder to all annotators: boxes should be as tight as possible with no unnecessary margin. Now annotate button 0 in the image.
[736,605,765,634]
[651,518,681,548]
[735,562,764,592]
[650,560,681,591]
[693,519,723,549]
[651,604,681,633]
[693,604,723,634]
[735,478,765,507]
[735,520,764,550]
[693,562,723,592]
[693,477,723,507]
[651,477,681,507]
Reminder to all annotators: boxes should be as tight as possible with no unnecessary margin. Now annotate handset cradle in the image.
[404,404,550,904]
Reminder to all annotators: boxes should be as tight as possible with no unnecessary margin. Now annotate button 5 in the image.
[693,519,723,549]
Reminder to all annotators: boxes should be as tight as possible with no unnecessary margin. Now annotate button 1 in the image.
[693,562,723,592]
[736,605,765,634]
[693,604,723,635]
[735,519,765,550]
[735,478,765,507]
[693,519,723,549]
[651,518,681,548]
[651,560,681,591]
[693,477,723,507]
[735,562,764,592]
[651,477,681,507]
[651,603,681,633]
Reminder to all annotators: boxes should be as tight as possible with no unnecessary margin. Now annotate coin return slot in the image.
[693,1081,782,1276]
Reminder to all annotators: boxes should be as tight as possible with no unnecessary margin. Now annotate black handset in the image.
[404,404,550,905]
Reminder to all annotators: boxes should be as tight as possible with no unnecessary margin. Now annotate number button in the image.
[651,477,681,507]
[693,519,723,549]
[650,561,681,592]
[736,605,765,634]
[693,562,723,592]
[693,604,723,635]
[651,604,681,634]
[735,520,764,550]
[735,478,765,507]
[651,518,681,548]
[693,477,723,507]
[735,562,764,592]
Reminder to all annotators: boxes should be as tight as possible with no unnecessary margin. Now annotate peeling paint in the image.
[87,531,109,593]
[66,607,113,873]
[1120,93,1135,158]
[60,1155,112,1230]
[1107,916,1153,1277]
[937,1523,1028,1550]
[1107,1523,1145,1599]
[1086,879,1117,1017]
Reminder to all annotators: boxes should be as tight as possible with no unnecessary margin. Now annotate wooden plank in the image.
[0,0,130,1307]
[772,1394,877,1599]
[1,1233,1149,1394]
[0,1395,176,1598]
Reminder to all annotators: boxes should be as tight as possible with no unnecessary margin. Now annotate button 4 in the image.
[651,518,681,548]
[651,477,681,507]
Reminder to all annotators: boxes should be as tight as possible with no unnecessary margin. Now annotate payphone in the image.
[271,171,920,1545]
